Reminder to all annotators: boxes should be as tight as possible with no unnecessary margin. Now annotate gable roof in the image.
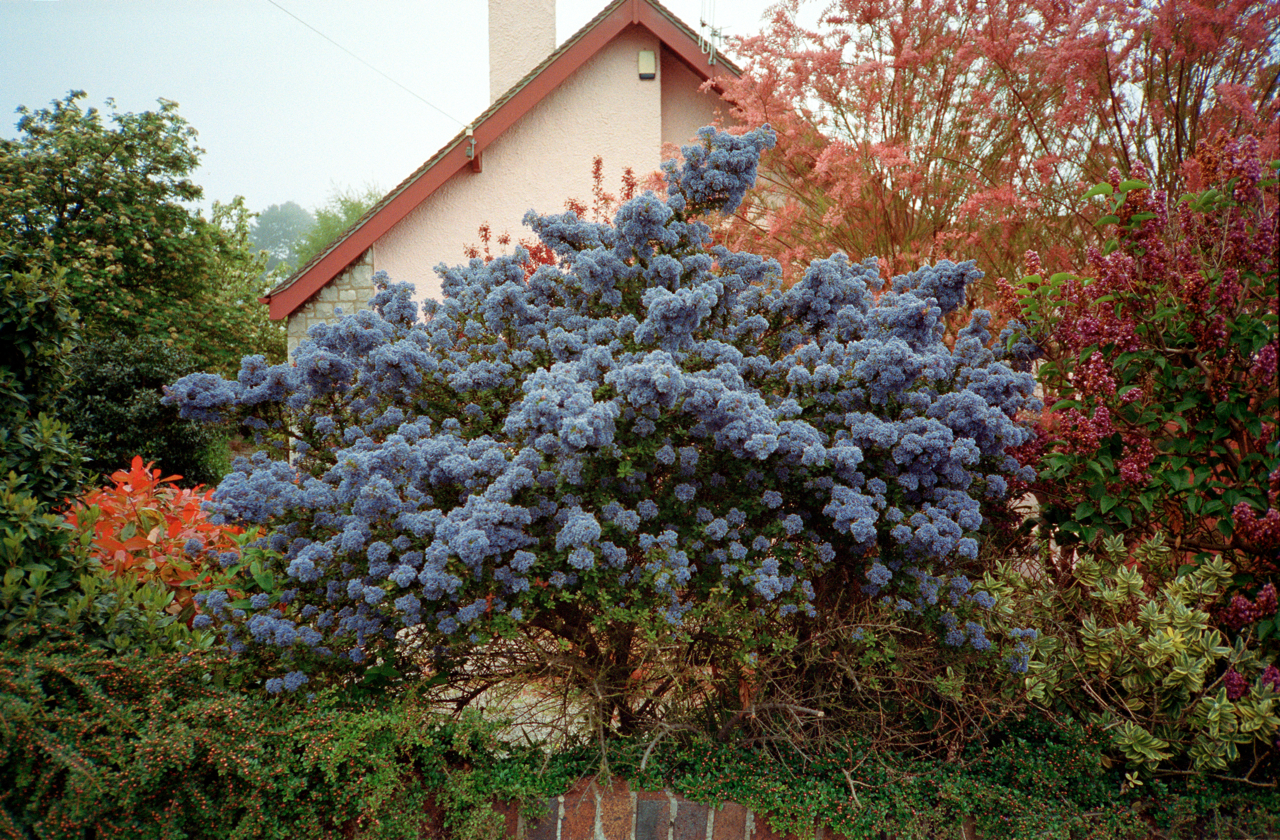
[264,0,741,320]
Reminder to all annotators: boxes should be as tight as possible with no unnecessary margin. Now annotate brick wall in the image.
[285,248,376,356]
[491,779,976,840]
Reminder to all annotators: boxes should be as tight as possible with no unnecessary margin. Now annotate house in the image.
[265,0,741,352]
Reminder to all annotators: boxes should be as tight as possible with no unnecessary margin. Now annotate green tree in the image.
[251,201,314,272]
[0,91,284,374]
[286,183,382,270]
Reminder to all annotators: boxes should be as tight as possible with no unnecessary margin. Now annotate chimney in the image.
[489,0,557,104]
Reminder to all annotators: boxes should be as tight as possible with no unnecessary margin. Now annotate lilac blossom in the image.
[164,125,1038,688]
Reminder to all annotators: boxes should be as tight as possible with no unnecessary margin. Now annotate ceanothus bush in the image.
[168,126,1039,715]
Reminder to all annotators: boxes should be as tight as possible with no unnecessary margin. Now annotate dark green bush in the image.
[609,718,1280,839]
[1,265,87,646]
[1,270,227,654]
[0,265,83,514]
[0,634,581,840]
[4,628,1277,839]
[64,336,230,487]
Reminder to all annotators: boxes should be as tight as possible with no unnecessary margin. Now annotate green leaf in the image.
[1075,501,1096,520]
[1118,179,1150,191]
[1083,183,1114,198]
[1100,495,1118,514]
[1096,215,1120,226]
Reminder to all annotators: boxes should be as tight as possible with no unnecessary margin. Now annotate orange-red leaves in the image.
[65,456,243,621]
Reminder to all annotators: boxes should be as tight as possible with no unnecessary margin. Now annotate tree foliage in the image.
[284,183,382,273]
[250,200,315,272]
[64,335,232,487]
[0,91,284,374]
[722,0,1279,286]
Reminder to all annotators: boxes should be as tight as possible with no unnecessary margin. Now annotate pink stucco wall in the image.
[373,25,727,304]
[660,46,725,147]
[490,0,556,104]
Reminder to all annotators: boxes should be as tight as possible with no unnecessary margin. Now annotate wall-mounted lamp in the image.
[638,50,656,80]
[465,125,481,172]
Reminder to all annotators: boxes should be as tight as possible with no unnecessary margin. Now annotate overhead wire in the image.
[264,0,468,128]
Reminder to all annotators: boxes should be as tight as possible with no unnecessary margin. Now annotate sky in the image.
[1,0,777,216]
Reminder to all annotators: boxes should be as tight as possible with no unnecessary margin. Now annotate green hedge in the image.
[0,635,581,839]
[4,633,1277,840]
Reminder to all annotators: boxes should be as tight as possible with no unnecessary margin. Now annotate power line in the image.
[264,0,468,128]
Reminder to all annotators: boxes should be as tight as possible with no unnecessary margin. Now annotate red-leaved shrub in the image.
[65,456,243,620]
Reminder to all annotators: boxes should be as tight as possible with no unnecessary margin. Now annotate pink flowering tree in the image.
[721,0,1278,289]
[1022,136,1278,608]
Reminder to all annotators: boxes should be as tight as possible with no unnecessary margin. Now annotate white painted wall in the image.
[375,25,729,304]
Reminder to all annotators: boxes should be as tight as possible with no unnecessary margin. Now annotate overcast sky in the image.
[1,0,776,215]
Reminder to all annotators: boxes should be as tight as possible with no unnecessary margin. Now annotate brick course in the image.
[517,783,867,840]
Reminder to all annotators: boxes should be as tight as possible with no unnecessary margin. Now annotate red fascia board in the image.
[638,6,738,86]
[267,0,735,321]
[266,136,476,320]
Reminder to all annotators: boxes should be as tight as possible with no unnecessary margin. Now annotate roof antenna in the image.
[698,0,721,65]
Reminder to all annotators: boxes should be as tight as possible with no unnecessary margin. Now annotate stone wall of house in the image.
[285,248,375,356]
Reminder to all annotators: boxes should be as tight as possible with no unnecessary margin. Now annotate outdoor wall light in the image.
[638,50,656,80]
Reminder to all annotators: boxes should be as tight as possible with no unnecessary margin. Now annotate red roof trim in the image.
[265,0,740,321]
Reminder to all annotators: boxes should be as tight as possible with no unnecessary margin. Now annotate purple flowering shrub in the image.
[167,127,1040,733]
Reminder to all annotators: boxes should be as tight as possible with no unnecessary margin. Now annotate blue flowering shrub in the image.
[167,127,1041,740]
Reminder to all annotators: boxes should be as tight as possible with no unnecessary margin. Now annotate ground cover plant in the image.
[166,126,1044,744]
[0,632,589,840]
[4,634,1276,840]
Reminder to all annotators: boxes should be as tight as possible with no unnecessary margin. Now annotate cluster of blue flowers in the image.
[168,126,1040,690]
